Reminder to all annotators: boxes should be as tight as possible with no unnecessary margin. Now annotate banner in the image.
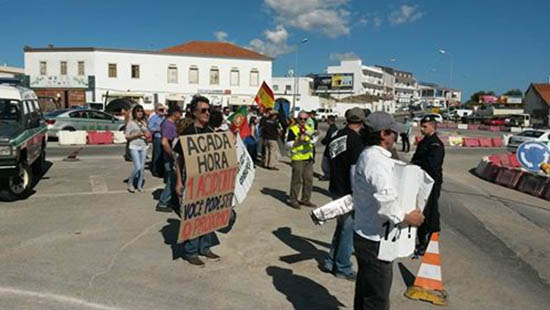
[233,135,255,205]
[177,132,238,243]
[313,73,354,91]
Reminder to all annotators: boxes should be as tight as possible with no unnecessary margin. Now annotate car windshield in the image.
[519,131,544,138]
[0,99,21,121]
[45,110,69,117]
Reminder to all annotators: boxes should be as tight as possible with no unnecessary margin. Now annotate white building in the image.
[24,41,272,110]
[327,59,385,96]
[0,65,24,78]
[377,66,420,109]
[272,76,326,113]
[418,82,461,109]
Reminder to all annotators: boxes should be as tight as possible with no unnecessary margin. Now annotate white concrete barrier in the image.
[502,134,512,146]
[457,124,468,130]
[510,127,522,133]
[448,136,464,146]
[58,131,87,145]
[112,131,127,144]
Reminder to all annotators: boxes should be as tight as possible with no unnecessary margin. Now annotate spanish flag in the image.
[254,81,275,111]
[228,106,251,139]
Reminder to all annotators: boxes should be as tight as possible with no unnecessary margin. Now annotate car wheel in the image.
[0,163,33,201]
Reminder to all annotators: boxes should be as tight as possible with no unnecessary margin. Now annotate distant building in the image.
[327,59,385,96]
[418,82,461,109]
[377,65,419,108]
[0,65,24,78]
[24,41,272,110]
[524,83,550,126]
[271,76,323,113]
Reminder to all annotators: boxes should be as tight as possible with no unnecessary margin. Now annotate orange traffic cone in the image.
[405,232,448,306]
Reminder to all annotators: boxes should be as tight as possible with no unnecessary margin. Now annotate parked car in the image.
[44,109,126,137]
[413,113,443,123]
[0,83,47,200]
[507,130,550,152]
[483,117,506,126]
[315,108,338,121]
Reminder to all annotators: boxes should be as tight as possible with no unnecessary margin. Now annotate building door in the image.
[64,90,69,109]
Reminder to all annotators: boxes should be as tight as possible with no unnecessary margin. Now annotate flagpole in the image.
[292,38,308,117]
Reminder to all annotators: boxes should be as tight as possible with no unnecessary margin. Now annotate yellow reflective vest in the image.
[288,124,314,161]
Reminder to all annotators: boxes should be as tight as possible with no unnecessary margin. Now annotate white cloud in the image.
[247,25,293,58]
[213,31,228,42]
[264,0,351,38]
[358,17,368,26]
[330,52,359,62]
[373,16,383,28]
[389,4,425,25]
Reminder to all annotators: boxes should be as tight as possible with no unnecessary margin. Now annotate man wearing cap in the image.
[353,112,425,310]
[261,109,281,170]
[286,111,317,209]
[321,108,365,281]
[319,115,338,181]
[410,115,445,256]
[148,103,167,177]
[156,104,182,212]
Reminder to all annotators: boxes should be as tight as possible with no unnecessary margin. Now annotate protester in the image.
[353,111,425,310]
[319,115,338,181]
[220,106,231,131]
[262,109,281,170]
[174,95,221,267]
[208,109,224,132]
[410,115,445,257]
[286,111,317,209]
[321,108,365,281]
[156,105,182,212]
[125,105,150,193]
[400,117,412,153]
[148,103,167,176]
[244,116,259,164]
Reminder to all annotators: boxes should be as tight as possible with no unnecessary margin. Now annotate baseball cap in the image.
[365,111,406,134]
[420,114,438,124]
[345,107,365,123]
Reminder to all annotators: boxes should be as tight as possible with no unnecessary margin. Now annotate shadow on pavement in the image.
[152,188,163,201]
[266,266,345,310]
[398,262,416,287]
[273,227,327,266]
[261,187,288,205]
[160,218,186,260]
[312,186,332,198]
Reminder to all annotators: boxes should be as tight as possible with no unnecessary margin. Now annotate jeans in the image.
[128,148,147,190]
[244,137,258,163]
[321,155,330,178]
[354,234,393,310]
[159,159,175,206]
[152,136,162,172]
[183,232,220,259]
[323,212,354,276]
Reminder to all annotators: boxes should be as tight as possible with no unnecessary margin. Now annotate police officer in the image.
[410,115,445,256]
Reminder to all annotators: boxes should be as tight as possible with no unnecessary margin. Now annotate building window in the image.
[189,66,199,84]
[210,67,219,85]
[230,68,239,86]
[285,85,292,92]
[40,61,47,75]
[108,63,117,78]
[249,69,259,87]
[78,61,85,76]
[273,85,279,91]
[167,65,178,83]
[131,65,140,79]
[60,61,67,75]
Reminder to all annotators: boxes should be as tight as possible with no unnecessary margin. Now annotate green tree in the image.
[503,89,523,97]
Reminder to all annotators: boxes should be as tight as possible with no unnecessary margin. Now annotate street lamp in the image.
[292,38,308,116]
[439,49,454,106]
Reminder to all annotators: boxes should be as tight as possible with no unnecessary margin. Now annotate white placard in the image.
[232,135,255,206]
[311,195,353,225]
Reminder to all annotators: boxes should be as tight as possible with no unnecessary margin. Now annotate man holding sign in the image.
[174,96,238,268]
[353,112,425,310]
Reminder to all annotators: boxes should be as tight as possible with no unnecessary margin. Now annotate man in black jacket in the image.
[410,115,445,256]
[319,115,338,181]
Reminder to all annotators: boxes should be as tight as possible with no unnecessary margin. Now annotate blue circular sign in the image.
[516,141,550,171]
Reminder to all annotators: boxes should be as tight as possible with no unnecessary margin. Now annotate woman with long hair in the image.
[125,105,151,192]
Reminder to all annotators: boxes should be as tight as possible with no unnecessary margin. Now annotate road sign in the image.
[516,141,550,171]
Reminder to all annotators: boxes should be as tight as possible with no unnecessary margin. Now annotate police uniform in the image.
[410,120,445,254]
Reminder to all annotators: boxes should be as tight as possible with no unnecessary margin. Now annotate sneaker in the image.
[335,272,356,282]
[299,200,317,208]
[201,251,221,262]
[155,203,172,213]
[127,186,135,193]
[289,201,301,209]
[186,257,205,268]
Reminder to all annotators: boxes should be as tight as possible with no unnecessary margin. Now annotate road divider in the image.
[86,131,114,145]
[58,131,88,145]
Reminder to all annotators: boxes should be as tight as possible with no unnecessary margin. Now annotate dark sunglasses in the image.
[199,108,210,114]
[298,117,307,121]
[157,108,166,112]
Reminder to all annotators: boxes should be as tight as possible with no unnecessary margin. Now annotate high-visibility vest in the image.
[289,124,314,161]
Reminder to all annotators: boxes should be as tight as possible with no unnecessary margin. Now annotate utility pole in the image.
[291,38,308,116]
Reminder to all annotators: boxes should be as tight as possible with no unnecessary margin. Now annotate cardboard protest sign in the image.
[378,161,434,262]
[177,132,238,243]
[233,135,255,206]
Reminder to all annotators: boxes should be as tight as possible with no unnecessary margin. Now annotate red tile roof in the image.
[160,41,271,61]
[531,83,550,105]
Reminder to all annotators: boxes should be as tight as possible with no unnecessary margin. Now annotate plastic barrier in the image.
[58,131,87,145]
[480,162,501,182]
[475,157,490,176]
[447,123,458,129]
[489,126,501,132]
[479,125,490,131]
[479,138,493,147]
[87,131,114,145]
[495,167,525,189]
[468,124,480,131]
[517,174,548,197]
[463,137,481,147]
[507,153,521,168]
[448,136,463,146]
[491,138,503,147]
[457,124,468,130]
[438,123,448,128]
[112,131,127,144]
[488,154,502,166]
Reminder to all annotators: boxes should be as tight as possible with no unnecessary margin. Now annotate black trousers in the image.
[354,234,393,310]
[417,182,442,249]
[400,133,410,153]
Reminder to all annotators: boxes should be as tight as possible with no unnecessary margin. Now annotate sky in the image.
[1,0,549,100]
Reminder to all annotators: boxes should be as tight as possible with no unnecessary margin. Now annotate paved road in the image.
[1,135,548,309]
